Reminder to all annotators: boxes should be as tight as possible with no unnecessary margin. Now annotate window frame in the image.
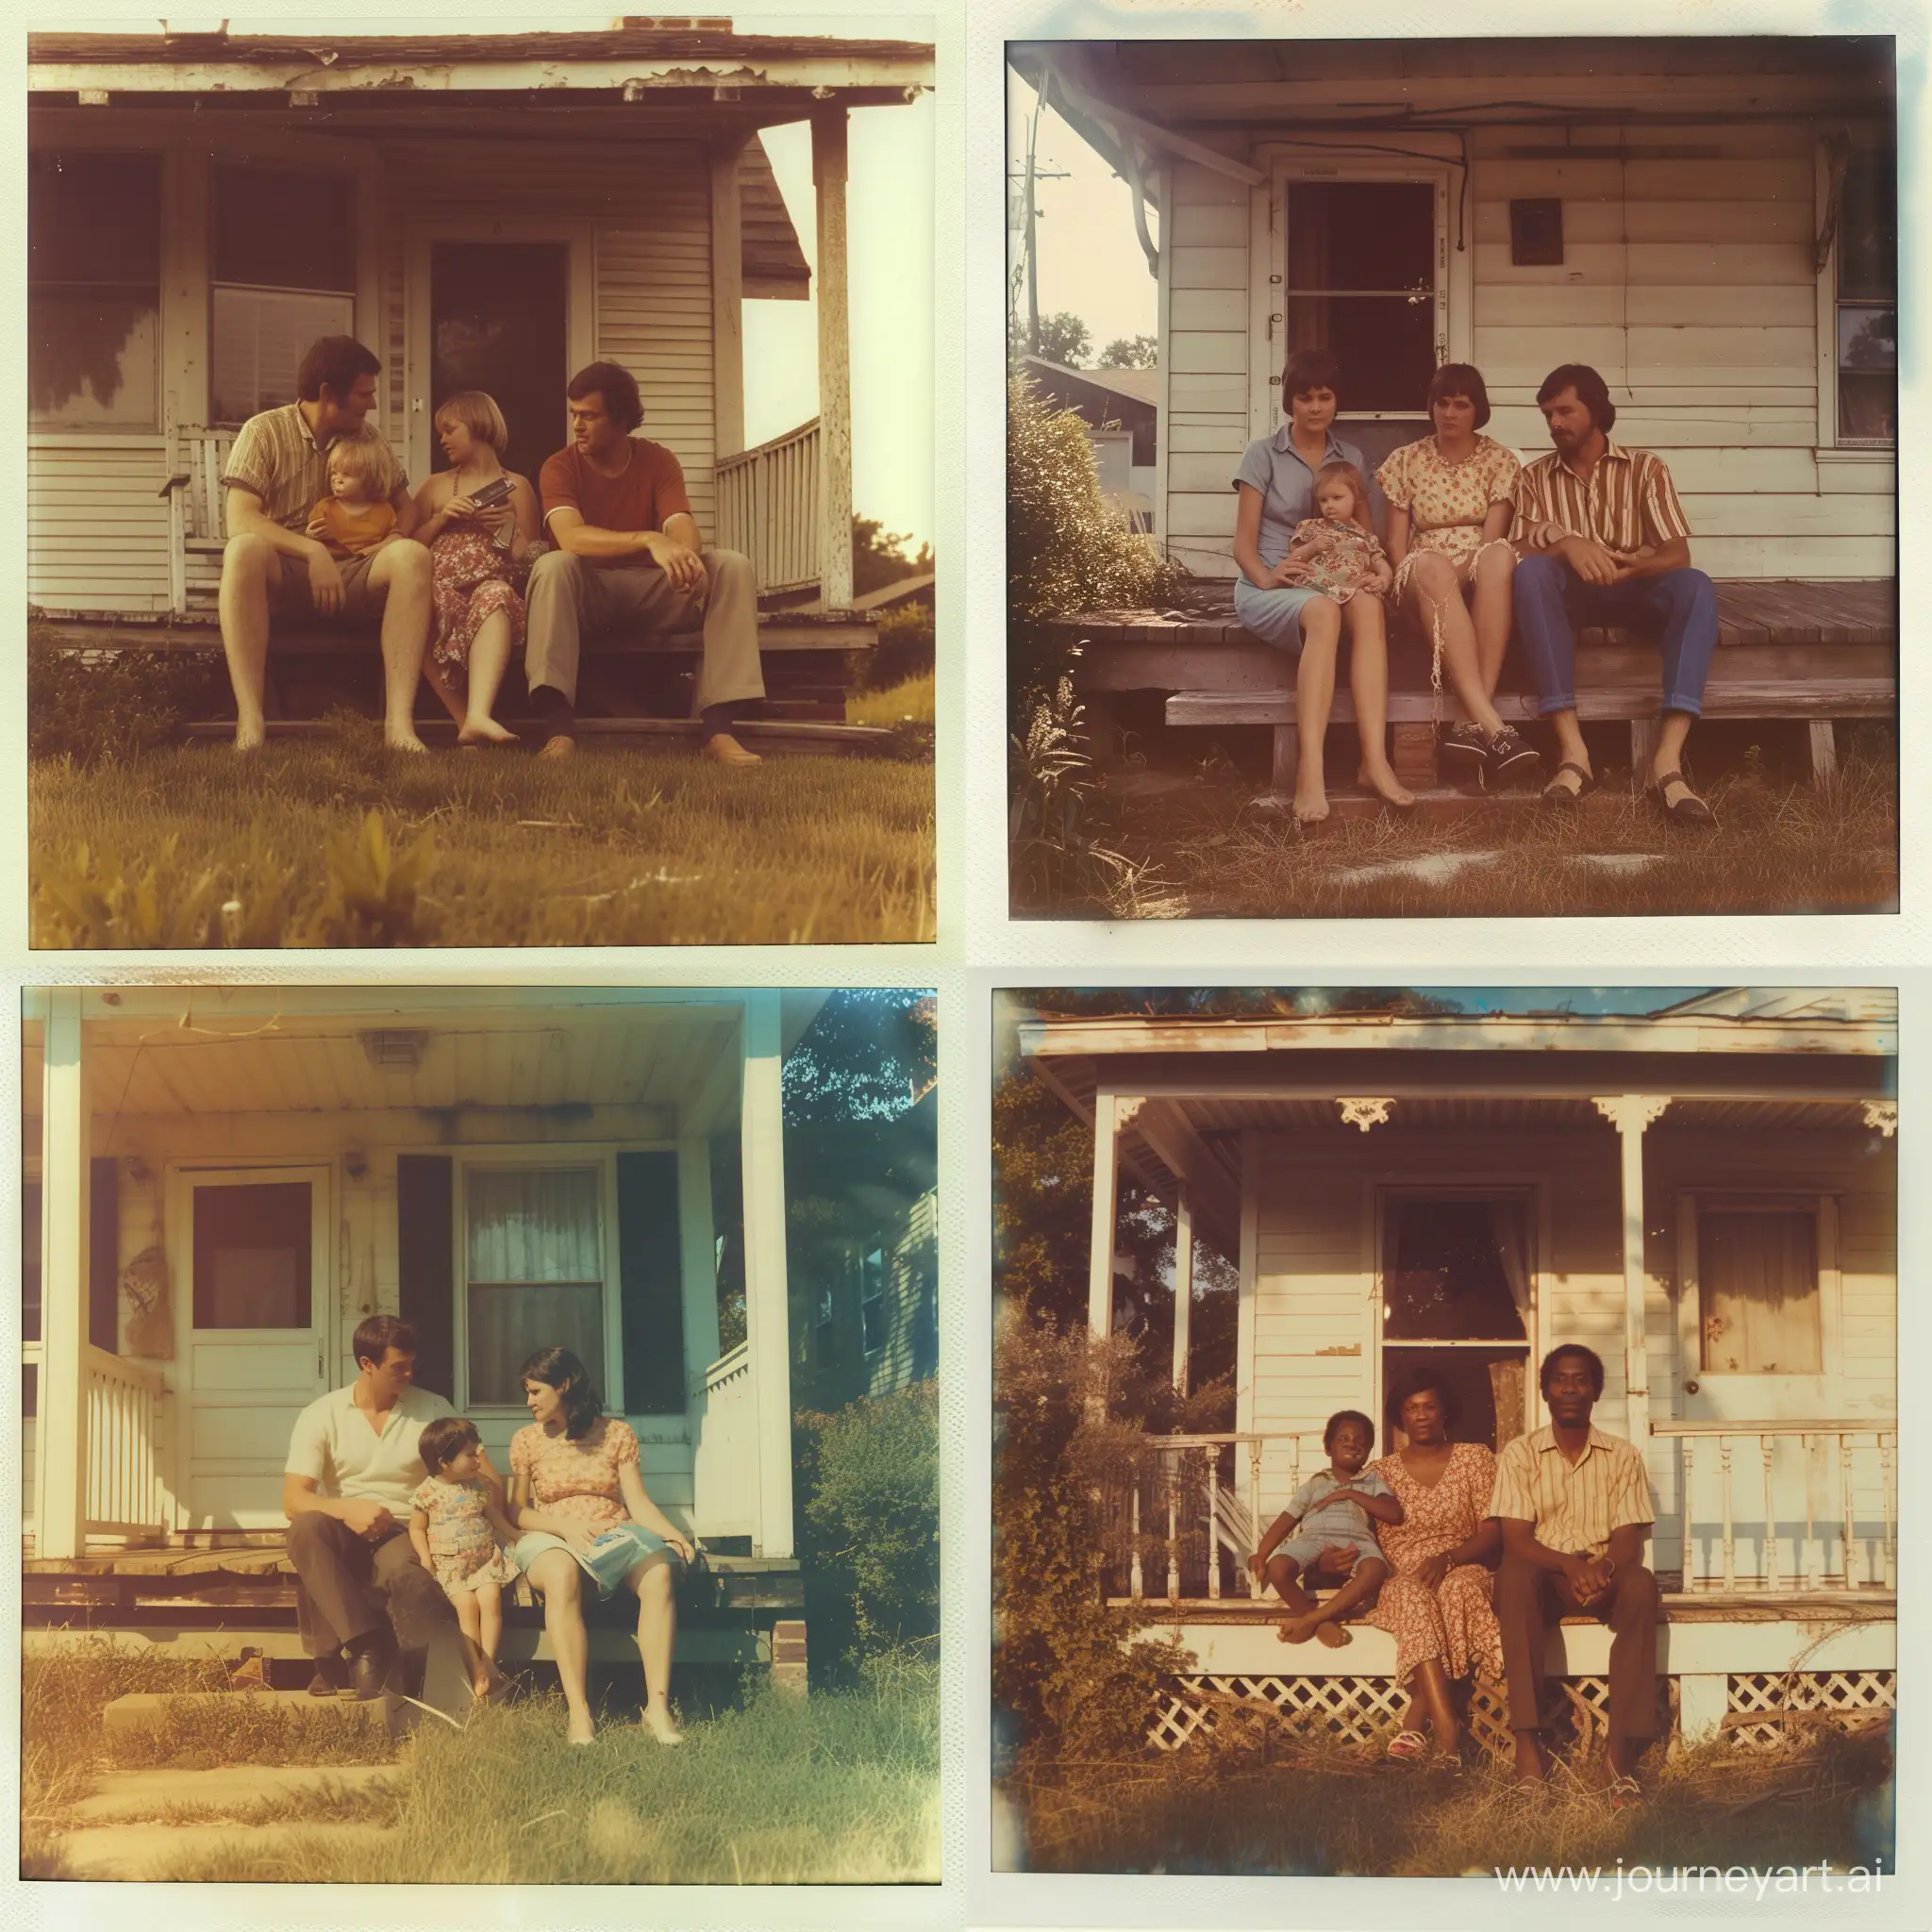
[1815,130,1897,456]
[858,1239,889,1358]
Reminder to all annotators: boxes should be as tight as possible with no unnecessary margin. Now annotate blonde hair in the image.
[326,434,390,492]
[432,390,509,455]
[1313,459,1374,535]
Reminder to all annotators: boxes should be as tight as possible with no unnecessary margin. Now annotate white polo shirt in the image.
[285,1383,456,1515]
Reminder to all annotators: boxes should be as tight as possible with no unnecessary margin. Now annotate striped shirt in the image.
[1514,441,1691,555]
[222,403,407,533]
[1490,1424,1655,1559]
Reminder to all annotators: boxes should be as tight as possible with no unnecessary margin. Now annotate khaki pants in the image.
[524,546,764,715]
[1495,1555,1661,1753]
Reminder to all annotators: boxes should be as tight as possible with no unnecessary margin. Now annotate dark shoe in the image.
[1439,723,1488,787]
[1540,759,1598,807]
[306,1655,349,1698]
[1651,769,1717,825]
[537,733,577,761]
[345,1638,395,1702]
[1484,724,1542,788]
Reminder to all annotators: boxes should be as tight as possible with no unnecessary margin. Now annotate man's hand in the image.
[307,544,346,616]
[1556,535,1621,587]
[636,531,707,594]
[341,1497,393,1540]
[1526,519,1567,552]
[1559,1551,1613,1604]
[1607,543,1657,583]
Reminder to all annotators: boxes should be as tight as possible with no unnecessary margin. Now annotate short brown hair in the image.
[1281,346,1342,402]
[325,433,390,491]
[417,1415,481,1474]
[1427,361,1491,430]
[566,360,643,434]
[352,1313,417,1371]
[1537,362,1617,433]
[297,336,380,405]
[432,390,508,454]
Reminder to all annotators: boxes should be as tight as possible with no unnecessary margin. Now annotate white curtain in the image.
[467,1170,603,1404]
[1488,1197,1534,1338]
[1702,1209,1821,1374]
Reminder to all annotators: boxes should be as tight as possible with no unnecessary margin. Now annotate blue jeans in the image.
[1513,553,1718,718]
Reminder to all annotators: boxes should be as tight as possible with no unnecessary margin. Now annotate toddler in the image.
[1276,461,1392,603]
[306,435,399,558]
[409,1416,522,1698]
[1248,1407,1402,1647]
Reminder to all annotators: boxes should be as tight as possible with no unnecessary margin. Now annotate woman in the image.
[1231,346,1414,824]
[1377,364,1540,791]
[508,1346,695,1746]
[1364,1369,1503,1765]
[410,391,543,747]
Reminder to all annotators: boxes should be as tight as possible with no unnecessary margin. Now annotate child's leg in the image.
[452,1583,483,1648]
[475,1579,503,1664]
[1263,1553,1317,1636]
[1280,1557,1389,1647]
[1291,598,1341,821]
[458,609,517,743]
[1344,594,1413,807]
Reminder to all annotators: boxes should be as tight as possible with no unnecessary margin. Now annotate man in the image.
[525,360,765,764]
[219,336,432,754]
[1491,1343,1661,1799]
[1512,363,1719,824]
[283,1313,502,1701]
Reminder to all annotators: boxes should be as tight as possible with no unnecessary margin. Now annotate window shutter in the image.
[89,1157,118,1352]
[618,1152,685,1415]
[396,1155,456,1403]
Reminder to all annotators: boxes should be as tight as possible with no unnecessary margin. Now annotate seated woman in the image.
[1364,1369,1503,1766]
[508,1346,695,1746]
[410,391,542,747]
[1232,345,1414,824]
[1377,364,1541,791]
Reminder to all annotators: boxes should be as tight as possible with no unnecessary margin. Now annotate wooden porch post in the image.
[1595,1095,1670,1450]
[811,109,855,610]
[39,991,92,1560]
[741,992,795,1557]
[709,139,747,462]
[1087,1090,1120,1339]
[1172,1188,1193,1396]
[675,1137,722,1387]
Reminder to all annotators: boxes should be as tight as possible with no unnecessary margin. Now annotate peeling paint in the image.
[1314,1343,1361,1357]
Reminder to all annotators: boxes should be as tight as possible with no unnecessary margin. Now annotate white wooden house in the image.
[21,986,831,1665]
[26,24,933,626]
[1021,991,1898,1752]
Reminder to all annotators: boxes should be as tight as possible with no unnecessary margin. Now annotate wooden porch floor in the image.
[1111,1591,1897,1624]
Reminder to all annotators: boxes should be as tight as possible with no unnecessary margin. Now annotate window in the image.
[1698,1199,1822,1374]
[859,1243,888,1356]
[28,151,163,430]
[815,1287,837,1369]
[191,1180,312,1329]
[210,164,357,425]
[466,1168,604,1405]
[1834,145,1895,446]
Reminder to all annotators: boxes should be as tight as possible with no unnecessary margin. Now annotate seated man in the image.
[1491,1342,1661,1799]
[526,359,764,764]
[1513,362,1719,824]
[218,335,432,754]
[283,1313,501,1702]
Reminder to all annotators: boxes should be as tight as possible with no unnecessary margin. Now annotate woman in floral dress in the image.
[1365,1368,1503,1764]
[1376,364,1540,791]
[509,1345,695,1746]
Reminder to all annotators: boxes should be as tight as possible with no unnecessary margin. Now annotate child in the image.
[1247,1408,1402,1648]
[409,1416,522,1699]
[306,435,399,558]
[1276,461,1393,604]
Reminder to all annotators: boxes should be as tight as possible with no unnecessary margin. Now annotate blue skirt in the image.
[512,1521,671,1598]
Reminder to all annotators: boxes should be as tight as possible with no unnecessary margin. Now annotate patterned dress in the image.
[1363,1441,1504,1687]
[428,508,534,687]
[1375,433,1522,595]
[1277,516,1389,604]
[409,1473,519,1595]
[509,1415,641,1527]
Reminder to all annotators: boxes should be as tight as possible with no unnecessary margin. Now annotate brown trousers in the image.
[1494,1555,1661,1751]
[288,1512,456,1658]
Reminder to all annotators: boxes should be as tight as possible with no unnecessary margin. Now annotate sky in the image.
[1007,70,1158,359]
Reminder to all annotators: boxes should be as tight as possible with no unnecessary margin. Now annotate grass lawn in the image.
[29,724,934,946]
[1018,755,1896,920]
[23,1641,940,1884]
[998,1726,1894,1878]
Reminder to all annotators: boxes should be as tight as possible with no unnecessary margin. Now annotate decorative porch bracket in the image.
[1593,1095,1671,1452]
[1862,1099,1897,1137]
[1336,1096,1395,1133]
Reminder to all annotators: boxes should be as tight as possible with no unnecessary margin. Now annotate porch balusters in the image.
[1804,1434,1821,1591]
[1204,1446,1220,1599]
[1245,1439,1263,1600]
[1719,1437,1736,1591]
[1129,1483,1143,1600]
[1167,1477,1180,1604]
[1679,1435,1696,1591]
[1759,1435,1779,1593]
[1880,1433,1897,1591]
[1840,1435,1858,1589]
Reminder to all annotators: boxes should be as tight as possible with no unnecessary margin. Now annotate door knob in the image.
[1684,1378,1700,1394]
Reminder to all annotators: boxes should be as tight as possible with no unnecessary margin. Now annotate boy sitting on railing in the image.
[1248,1409,1402,1648]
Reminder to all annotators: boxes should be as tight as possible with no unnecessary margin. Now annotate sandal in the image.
[1484,724,1542,789]
[1386,1728,1432,1762]
[1606,1773,1645,1811]
[1540,759,1598,807]
[1650,770,1716,826]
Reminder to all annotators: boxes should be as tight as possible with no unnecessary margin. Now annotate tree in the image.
[784,989,936,1124]
[852,515,933,598]
[1019,309,1091,368]
[1097,335,1157,370]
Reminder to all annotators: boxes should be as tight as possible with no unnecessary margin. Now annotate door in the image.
[1276,174,1448,477]
[1675,1191,1843,1585]
[171,1165,332,1531]
[1378,1190,1534,1453]
[429,242,569,484]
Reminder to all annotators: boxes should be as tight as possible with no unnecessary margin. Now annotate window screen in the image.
[192,1181,312,1329]
[1836,146,1896,446]
[467,1168,604,1405]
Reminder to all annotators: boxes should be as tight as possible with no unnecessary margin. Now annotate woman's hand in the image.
[444,493,484,525]
[662,1531,696,1565]
[1412,1550,1450,1591]
[558,1521,602,1557]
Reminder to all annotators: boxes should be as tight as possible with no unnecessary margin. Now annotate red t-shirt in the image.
[539,439,694,541]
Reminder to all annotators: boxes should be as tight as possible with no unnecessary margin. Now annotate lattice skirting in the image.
[1724,1671,1896,1750]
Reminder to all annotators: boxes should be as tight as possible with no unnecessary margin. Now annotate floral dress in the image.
[1362,1441,1504,1687]
[509,1416,673,1597]
[428,491,540,687]
[409,1473,519,1595]
[1375,433,1521,598]
[1277,516,1389,604]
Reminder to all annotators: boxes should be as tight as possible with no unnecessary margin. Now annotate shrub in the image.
[863,601,936,691]
[797,1380,940,1671]
[27,618,222,765]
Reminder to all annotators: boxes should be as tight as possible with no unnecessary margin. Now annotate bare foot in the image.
[233,722,267,754]
[458,718,518,747]
[1292,784,1329,826]
[1512,1735,1548,1786]
[1277,1612,1325,1645]
[566,1709,596,1746]
[641,1705,685,1746]
[1357,759,1415,809]
[384,728,430,754]
[1314,1620,1351,1649]
[471,1674,492,1701]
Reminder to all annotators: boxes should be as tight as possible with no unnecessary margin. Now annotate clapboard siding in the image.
[868,1189,939,1398]
[26,441,174,614]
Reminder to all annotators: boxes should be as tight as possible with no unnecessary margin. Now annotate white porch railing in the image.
[164,426,236,616]
[82,1343,167,1544]
[1654,1420,1897,1595]
[690,1342,758,1541]
[715,418,822,598]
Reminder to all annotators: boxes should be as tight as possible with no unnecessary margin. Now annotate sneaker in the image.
[1484,724,1542,788]
[1439,723,1488,787]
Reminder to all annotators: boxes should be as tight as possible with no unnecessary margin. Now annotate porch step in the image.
[70,1762,400,1826]
[42,615,879,656]
[57,1818,395,1883]
[103,1688,391,1738]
